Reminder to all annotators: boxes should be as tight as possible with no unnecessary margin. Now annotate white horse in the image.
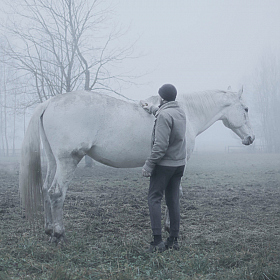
[19,89,254,243]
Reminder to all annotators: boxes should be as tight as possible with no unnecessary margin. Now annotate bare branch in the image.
[1,0,142,105]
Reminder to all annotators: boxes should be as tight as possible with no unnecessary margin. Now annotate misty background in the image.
[0,0,280,155]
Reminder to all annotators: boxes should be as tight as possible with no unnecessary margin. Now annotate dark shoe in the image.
[165,237,179,250]
[146,240,166,253]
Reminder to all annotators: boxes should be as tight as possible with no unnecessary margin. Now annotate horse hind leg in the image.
[48,155,79,244]
[40,113,57,238]
[42,158,56,237]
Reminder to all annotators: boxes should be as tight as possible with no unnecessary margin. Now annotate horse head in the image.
[222,88,255,145]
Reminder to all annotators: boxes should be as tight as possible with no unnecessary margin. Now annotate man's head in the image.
[158,84,177,101]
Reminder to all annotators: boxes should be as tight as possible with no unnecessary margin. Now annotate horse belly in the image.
[90,129,151,168]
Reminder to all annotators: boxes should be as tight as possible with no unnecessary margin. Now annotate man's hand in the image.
[140,100,153,114]
[142,168,151,177]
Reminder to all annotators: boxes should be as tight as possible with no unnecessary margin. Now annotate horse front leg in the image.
[164,184,183,232]
[164,207,171,233]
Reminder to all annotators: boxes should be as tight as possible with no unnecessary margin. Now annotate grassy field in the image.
[0,152,279,279]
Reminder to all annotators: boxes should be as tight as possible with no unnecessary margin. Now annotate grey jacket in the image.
[143,101,187,173]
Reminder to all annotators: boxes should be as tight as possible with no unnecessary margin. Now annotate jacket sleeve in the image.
[150,105,159,116]
[143,113,172,173]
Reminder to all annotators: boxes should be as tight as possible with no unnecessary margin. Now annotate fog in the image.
[1,0,280,152]
[113,0,280,151]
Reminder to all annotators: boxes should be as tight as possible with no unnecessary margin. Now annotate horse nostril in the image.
[243,135,254,145]
[248,136,255,144]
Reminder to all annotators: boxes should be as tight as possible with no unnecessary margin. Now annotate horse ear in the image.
[238,86,243,98]
[227,86,231,91]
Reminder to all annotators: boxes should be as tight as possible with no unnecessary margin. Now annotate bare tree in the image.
[2,68,9,156]
[1,0,136,104]
[252,53,280,152]
[0,60,23,156]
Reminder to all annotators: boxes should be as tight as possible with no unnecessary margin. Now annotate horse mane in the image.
[143,89,238,115]
[179,90,231,115]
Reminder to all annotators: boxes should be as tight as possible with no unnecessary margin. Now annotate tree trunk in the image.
[12,94,17,155]
[4,86,9,156]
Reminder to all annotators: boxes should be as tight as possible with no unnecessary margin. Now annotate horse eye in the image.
[245,108,248,113]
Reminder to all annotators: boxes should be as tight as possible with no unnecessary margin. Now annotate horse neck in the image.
[180,90,228,136]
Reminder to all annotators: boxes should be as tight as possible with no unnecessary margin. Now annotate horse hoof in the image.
[49,233,67,246]
[45,228,53,236]
[164,226,170,233]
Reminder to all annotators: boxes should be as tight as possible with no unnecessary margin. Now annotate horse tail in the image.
[19,101,49,220]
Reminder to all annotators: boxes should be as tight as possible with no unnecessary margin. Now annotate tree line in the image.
[0,0,279,155]
[248,53,280,152]
[0,0,137,156]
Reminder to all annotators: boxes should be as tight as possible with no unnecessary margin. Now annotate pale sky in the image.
[115,0,280,99]
[114,0,280,150]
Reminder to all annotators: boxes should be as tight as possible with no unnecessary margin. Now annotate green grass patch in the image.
[1,153,280,279]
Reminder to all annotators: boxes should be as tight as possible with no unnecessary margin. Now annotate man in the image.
[141,84,187,253]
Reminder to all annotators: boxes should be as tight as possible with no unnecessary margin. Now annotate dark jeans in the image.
[148,165,185,237]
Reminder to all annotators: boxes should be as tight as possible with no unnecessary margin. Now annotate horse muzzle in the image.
[242,135,255,145]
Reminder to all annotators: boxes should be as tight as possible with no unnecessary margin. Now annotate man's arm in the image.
[140,100,159,115]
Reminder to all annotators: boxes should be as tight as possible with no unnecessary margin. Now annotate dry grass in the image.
[0,152,279,279]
